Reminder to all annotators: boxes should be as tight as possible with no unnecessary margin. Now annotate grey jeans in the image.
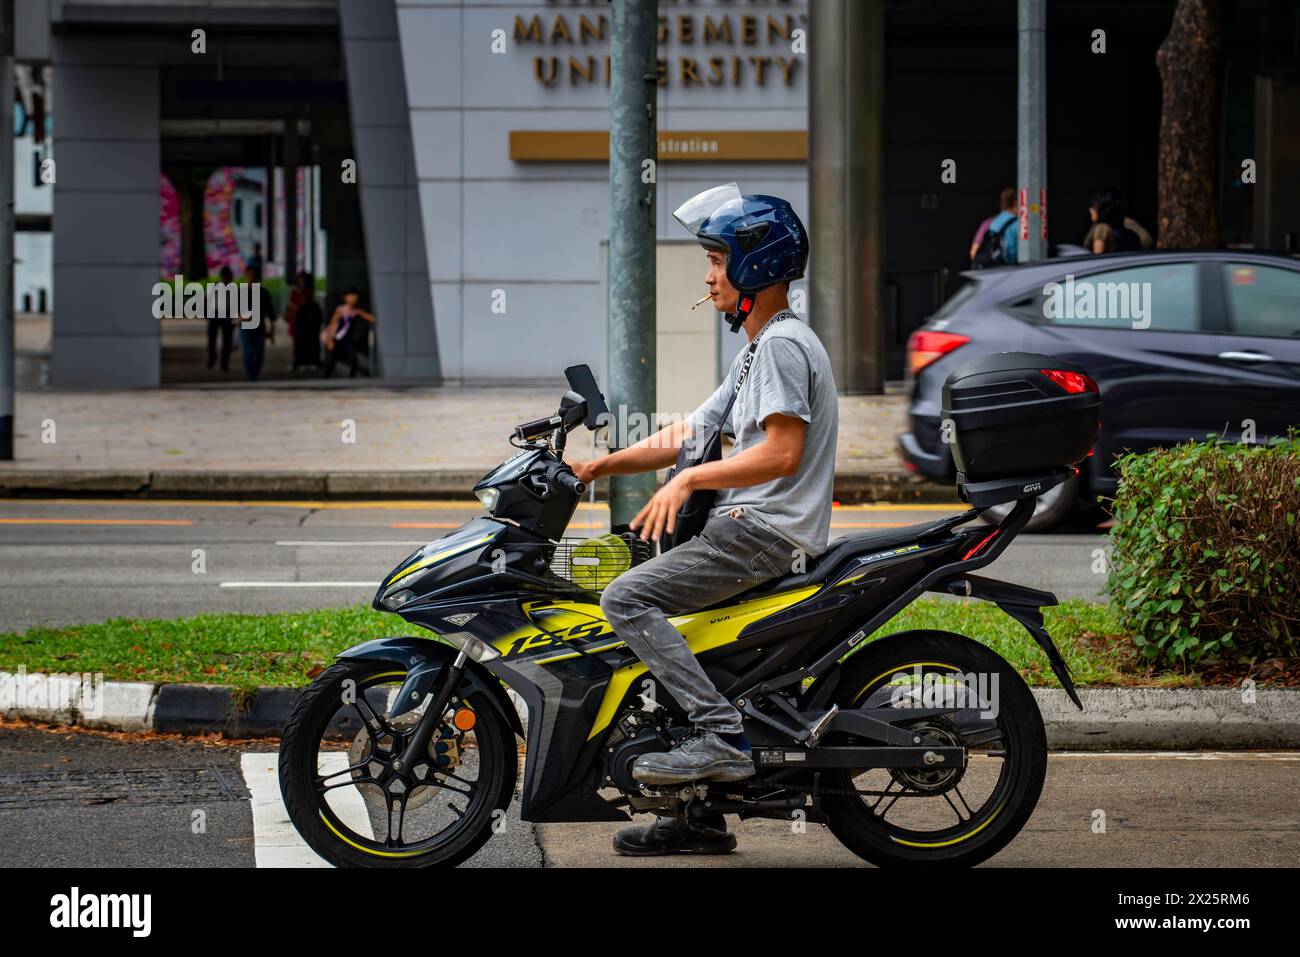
[599,507,800,734]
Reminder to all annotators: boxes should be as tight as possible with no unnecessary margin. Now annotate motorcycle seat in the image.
[732,515,960,601]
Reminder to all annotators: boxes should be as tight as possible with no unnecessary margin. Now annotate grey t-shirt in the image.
[686,312,839,557]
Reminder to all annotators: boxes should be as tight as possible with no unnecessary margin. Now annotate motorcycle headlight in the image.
[382,588,417,610]
[475,487,499,512]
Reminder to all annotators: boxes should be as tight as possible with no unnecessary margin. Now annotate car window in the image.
[934,281,980,319]
[1037,263,1199,332]
[1222,263,1300,339]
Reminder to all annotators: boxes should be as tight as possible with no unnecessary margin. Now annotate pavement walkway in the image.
[0,385,943,500]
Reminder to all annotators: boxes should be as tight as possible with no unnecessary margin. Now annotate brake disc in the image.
[347,714,461,812]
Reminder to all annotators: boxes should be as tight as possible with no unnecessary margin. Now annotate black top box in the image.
[941,352,1101,481]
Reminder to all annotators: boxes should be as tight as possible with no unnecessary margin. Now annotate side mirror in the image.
[557,390,587,430]
[564,364,609,429]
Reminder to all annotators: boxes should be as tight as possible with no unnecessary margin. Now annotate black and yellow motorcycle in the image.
[279,354,1098,868]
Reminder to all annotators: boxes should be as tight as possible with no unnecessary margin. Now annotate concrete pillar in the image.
[809,0,883,394]
[1017,0,1048,262]
[0,0,13,458]
[338,0,439,381]
[284,118,298,284]
[50,37,160,388]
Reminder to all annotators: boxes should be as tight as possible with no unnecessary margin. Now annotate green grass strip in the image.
[0,598,1132,693]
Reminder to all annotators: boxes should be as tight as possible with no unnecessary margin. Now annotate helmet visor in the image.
[672,183,743,237]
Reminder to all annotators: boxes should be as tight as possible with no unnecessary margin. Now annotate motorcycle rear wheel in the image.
[819,630,1048,868]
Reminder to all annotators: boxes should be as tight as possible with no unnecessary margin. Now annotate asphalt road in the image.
[1,726,1295,868]
[0,498,1111,633]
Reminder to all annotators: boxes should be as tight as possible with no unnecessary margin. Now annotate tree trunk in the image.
[1155,0,1228,249]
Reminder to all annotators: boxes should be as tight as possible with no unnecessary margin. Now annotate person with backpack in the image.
[970,188,1019,268]
[1084,188,1142,253]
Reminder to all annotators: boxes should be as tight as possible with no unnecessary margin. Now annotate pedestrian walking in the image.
[286,271,323,372]
[238,264,276,382]
[206,265,235,372]
[970,188,1019,268]
[1083,188,1143,254]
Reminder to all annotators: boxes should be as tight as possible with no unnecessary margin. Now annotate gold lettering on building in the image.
[515,8,806,88]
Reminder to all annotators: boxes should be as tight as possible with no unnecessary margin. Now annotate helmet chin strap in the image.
[726,294,755,334]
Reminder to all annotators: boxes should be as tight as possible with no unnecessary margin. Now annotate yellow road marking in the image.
[0,498,964,512]
[0,518,194,526]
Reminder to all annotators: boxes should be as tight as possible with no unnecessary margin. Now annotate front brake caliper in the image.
[431,724,461,770]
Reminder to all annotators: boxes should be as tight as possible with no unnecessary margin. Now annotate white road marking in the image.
[219,581,377,588]
[241,752,374,868]
[1050,751,1300,761]
[274,541,428,547]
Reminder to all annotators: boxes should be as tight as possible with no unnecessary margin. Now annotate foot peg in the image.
[739,694,839,747]
[805,705,838,748]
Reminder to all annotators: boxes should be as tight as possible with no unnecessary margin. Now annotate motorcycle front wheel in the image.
[278,659,517,868]
[819,630,1048,868]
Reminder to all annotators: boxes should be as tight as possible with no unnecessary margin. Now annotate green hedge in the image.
[1106,435,1300,666]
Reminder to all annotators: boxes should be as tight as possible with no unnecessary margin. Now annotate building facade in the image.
[15,0,1300,388]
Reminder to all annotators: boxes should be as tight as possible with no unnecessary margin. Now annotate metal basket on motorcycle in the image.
[550,532,653,592]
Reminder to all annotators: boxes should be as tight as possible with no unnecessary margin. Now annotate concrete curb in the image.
[1033,688,1300,750]
[3,672,1297,749]
[0,468,956,504]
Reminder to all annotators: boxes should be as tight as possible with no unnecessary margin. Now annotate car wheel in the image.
[979,471,1080,533]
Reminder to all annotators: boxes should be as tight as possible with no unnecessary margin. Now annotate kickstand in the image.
[810,771,824,824]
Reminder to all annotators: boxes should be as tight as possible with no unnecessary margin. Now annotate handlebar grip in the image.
[556,470,585,495]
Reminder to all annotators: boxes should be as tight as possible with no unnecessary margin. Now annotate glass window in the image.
[1222,263,1300,339]
[233,198,243,227]
[934,281,979,319]
[1039,263,1199,332]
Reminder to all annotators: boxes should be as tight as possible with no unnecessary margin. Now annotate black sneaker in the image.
[612,814,735,856]
[632,730,754,785]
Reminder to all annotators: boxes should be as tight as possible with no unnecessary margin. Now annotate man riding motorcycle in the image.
[572,184,839,855]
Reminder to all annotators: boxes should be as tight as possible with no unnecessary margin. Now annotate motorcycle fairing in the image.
[381,527,963,823]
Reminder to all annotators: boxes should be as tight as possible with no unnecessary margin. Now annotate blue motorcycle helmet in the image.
[673,183,809,332]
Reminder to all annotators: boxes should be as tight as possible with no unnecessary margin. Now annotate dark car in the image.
[898,250,1300,530]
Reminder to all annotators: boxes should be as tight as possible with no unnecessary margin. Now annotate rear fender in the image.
[941,574,1081,709]
[336,636,524,736]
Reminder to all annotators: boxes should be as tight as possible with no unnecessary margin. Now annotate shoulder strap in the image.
[718,311,792,423]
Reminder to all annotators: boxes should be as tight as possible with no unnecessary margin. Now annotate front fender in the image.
[336,636,524,735]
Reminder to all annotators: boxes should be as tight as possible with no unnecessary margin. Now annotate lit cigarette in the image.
[691,295,711,310]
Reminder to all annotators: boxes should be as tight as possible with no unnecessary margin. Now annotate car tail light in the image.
[907,331,970,375]
[1040,368,1099,394]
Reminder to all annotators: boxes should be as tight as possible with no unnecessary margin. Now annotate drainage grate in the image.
[0,767,251,809]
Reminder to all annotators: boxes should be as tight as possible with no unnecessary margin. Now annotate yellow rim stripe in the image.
[889,801,1006,848]
[318,668,430,858]
[320,814,428,859]
[851,660,1002,849]
[851,661,963,706]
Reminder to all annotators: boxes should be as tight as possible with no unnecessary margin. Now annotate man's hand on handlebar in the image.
[570,460,601,486]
